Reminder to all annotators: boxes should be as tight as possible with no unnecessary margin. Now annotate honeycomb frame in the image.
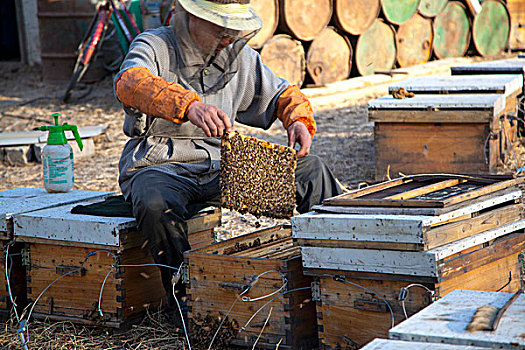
[220,131,297,218]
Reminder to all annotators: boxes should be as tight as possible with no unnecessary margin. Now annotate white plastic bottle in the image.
[39,113,83,193]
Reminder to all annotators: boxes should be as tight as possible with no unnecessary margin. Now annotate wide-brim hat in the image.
[178,0,262,31]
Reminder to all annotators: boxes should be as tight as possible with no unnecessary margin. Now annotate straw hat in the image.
[178,0,262,31]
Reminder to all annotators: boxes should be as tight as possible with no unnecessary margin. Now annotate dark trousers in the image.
[128,155,342,303]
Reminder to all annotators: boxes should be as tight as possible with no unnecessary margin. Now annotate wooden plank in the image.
[194,225,290,255]
[300,219,525,276]
[0,188,111,234]
[293,190,522,248]
[368,94,506,116]
[389,290,525,348]
[451,58,525,75]
[369,109,496,123]
[295,238,422,251]
[323,174,519,208]
[361,339,487,350]
[315,187,522,216]
[424,203,524,249]
[384,179,464,200]
[316,275,433,348]
[374,123,496,179]
[388,74,523,95]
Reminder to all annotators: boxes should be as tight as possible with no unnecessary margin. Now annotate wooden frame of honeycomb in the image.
[220,131,297,218]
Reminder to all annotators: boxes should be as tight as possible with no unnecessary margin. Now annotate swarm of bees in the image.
[221,131,297,218]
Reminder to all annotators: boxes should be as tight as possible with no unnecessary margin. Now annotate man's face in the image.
[188,14,239,55]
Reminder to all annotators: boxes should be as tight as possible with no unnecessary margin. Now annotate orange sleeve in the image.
[274,85,317,138]
[115,67,201,124]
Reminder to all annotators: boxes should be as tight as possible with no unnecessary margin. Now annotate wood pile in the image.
[292,174,525,348]
[247,0,522,88]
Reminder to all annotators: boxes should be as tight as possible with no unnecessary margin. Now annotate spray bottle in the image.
[38,113,83,193]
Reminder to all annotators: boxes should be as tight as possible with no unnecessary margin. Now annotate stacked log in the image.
[248,0,516,88]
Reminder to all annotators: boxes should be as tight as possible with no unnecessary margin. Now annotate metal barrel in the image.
[278,0,332,41]
[354,19,396,76]
[260,34,306,87]
[306,27,352,86]
[396,13,433,68]
[333,0,380,36]
[433,1,471,59]
[380,0,420,25]
[472,0,511,57]
[418,0,448,18]
[247,0,279,50]
[38,0,106,83]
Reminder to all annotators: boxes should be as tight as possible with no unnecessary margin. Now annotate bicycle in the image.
[62,0,141,103]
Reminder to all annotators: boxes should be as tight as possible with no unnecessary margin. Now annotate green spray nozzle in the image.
[38,113,83,151]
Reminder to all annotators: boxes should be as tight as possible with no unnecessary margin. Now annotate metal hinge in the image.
[181,263,190,285]
[519,252,525,289]
[21,248,30,267]
[311,281,321,301]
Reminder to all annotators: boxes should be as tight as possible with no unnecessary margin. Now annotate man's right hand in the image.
[186,101,232,137]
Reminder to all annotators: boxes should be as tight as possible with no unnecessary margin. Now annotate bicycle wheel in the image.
[63,2,112,103]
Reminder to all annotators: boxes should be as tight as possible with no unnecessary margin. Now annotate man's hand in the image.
[186,101,232,137]
[287,121,312,158]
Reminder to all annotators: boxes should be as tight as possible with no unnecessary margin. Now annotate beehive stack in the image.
[292,174,525,348]
[221,131,296,219]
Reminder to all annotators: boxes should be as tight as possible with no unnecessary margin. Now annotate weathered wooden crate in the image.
[389,289,525,349]
[308,230,524,349]
[292,175,525,349]
[0,188,110,317]
[451,58,525,136]
[296,175,525,251]
[185,225,317,349]
[388,74,523,148]
[13,200,220,327]
[368,94,511,180]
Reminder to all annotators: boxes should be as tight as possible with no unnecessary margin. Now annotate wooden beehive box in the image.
[13,199,220,327]
[451,58,525,136]
[389,289,525,349]
[185,225,317,349]
[388,74,523,148]
[368,94,509,180]
[0,188,110,318]
[292,175,525,349]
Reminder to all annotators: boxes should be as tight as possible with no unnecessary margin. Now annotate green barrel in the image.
[418,0,448,18]
[433,1,471,59]
[381,0,420,25]
[472,0,511,57]
[355,19,396,76]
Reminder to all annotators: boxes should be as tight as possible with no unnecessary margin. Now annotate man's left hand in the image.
[287,121,311,158]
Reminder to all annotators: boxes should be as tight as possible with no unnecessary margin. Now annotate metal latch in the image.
[181,263,190,285]
[21,248,30,267]
[311,281,321,301]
